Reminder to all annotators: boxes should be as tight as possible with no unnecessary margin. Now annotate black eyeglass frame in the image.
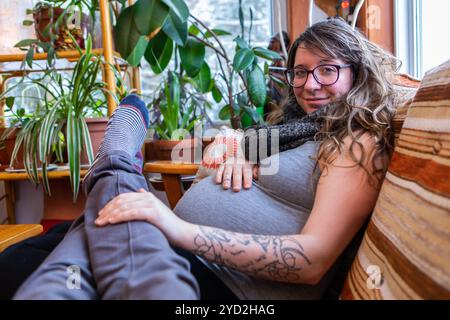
[284,64,353,88]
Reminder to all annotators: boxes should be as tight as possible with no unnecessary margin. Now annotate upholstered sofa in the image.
[340,60,450,299]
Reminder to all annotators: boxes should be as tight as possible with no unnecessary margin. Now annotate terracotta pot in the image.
[79,117,108,165]
[34,6,91,50]
[145,138,201,163]
[145,137,216,163]
[2,127,24,169]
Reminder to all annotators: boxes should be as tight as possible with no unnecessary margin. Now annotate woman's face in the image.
[293,45,354,114]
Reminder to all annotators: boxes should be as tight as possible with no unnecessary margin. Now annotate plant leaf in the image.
[113,5,142,60]
[211,83,222,103]
[144,31,173,73]
[194,62,211,93]
[234,36,249,50]
[188,24,201,36]
[14,39,37,48]
[204,29,231,38]
[25,47,34,68]
[66,112,81,202]
[233,48,255,71]
[253,47,282,60]
[161,0,189,22]
[219,104,231,120]
[247,64,267,108]
[80,117,94,165]
[5,97,15,109]
[127,35,148,67]
[178,36,205,77]
[162,10,188,46]
[133,0,170,37]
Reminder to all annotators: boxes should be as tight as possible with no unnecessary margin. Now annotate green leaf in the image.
[178,36,205,77]
[238,0,244,37]
[162,10,188,46]
[188,24,200,36]
[5,97,15,109]
[211,83,222,103]
[194,62,211,93]
[14,39,37,48]
[204,29,232,38]
[113,5,143,60]
[253,47,282,60]
[127,35,148,67]
[80,117,94,165]
[233,48,255,71]
[144,31,173,73]
[22,20,34,26]
[66,113,81,202]
[234,36,249,50]
[25,47,34,68]
[133,0,170,37]
[219,104,231,120]
[47,46,55,66]
[247,65,267,108]
[161,0,189,22]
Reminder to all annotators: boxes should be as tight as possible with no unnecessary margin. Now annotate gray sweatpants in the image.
[14,150,200,300]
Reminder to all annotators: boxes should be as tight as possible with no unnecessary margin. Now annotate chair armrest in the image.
[143,161,199,209]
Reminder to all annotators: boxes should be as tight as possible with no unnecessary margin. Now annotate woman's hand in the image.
[94,189,191,245]
[215,158,259,191]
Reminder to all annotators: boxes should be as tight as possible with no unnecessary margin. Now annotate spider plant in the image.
[0,36,118,201]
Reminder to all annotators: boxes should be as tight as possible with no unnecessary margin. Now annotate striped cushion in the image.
[340,61,450,299]
[392,74,421,144]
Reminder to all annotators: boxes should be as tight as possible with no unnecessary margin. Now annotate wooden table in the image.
[0,168,87,224]
[0,224,43,252]
[143,161,199,209]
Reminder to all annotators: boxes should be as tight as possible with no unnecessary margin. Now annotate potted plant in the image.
[14,0,115,68]
[0,36,119,202]
[146,69,210,162]
[113,0,281,130]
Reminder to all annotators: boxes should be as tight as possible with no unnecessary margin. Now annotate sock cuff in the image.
[119,104,147,127]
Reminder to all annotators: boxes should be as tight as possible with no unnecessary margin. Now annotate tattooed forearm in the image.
[191,226,312,283]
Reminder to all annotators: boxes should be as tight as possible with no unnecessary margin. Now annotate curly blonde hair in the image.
[269,18,399,185]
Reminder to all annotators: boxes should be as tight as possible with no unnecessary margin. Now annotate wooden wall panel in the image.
[357,0,395,53]
[287,0,395,53]
[287,0,311,40]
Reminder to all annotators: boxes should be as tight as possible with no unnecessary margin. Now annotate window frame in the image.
[394,0,423,78]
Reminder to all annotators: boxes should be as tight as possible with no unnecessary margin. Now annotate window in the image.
[395,0,450,78]
[139,0,275,122]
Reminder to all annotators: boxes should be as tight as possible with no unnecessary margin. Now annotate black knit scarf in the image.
[243,103,329,162]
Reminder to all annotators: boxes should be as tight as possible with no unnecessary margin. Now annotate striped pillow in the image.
[392,74,421,144]
[340,60,450,299]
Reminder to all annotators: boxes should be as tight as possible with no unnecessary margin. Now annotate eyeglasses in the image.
[284,64,353,88]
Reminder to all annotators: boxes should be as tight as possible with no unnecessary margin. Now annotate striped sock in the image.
[95,94,149,168]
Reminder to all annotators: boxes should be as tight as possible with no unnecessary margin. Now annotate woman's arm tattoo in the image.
[191,226,311,282]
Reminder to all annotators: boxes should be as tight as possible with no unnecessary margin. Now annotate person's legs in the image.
[13,219,98,300]
[82,151,199,299]
[81,95,199,299]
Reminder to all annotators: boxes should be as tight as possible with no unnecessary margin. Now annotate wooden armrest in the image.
[0,224,43,252]
[143,161,200,209]
[143,161,199,175]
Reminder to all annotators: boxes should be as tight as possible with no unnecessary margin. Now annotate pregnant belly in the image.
[174,176,310,235]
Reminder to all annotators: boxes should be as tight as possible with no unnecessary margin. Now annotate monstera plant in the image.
[114,0,281,129]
